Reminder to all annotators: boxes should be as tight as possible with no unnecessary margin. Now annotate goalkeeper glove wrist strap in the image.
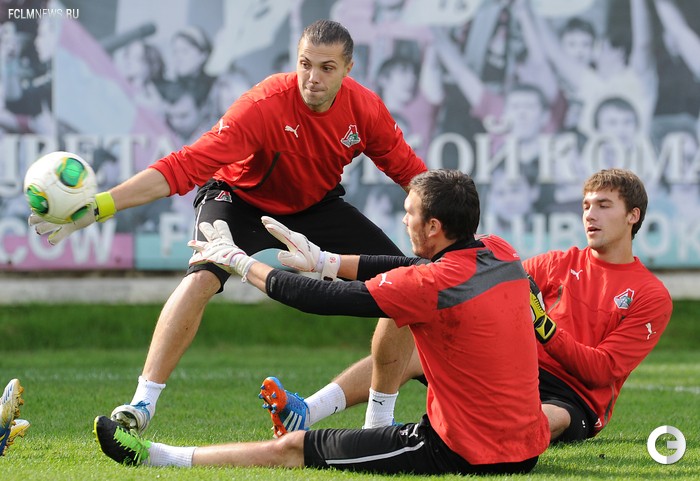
[534,316,556,344]
[94,192,116,222]
[235,256,258,282]
[318,251,341,281]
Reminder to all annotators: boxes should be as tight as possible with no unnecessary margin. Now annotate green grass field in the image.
[1,300,698,480]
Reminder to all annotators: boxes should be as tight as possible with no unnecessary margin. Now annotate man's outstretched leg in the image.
[260,321,424,432]
[111,270,221,433]
[94,415,305,468]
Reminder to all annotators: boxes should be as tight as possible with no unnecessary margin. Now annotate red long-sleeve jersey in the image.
[150,73,426,215]
[523,247,673,433]
[367,236,550,465]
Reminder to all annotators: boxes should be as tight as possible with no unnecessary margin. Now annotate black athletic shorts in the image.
[186,179,403,290]
[413,368,598,444]
[304,414,538,476]
[539,368,599,443]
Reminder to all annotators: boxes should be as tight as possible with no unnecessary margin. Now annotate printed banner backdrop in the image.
[1,0,699,271]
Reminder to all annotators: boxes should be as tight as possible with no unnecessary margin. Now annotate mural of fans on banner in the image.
[1,0,699,272]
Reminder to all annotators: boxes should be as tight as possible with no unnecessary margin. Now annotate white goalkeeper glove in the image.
[28,192,116,245]
[261,215,340,281]
[187,220,257,280]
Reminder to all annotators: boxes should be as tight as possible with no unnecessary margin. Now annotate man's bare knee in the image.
[542,403,571,441]
[272,431,306,468]
[182,269,223,297]
[403,349,423,379]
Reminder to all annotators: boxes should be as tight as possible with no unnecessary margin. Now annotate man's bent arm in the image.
[326,254,420,282]
[245,263,386,317]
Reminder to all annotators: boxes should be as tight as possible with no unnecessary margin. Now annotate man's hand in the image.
[28,192,116,245]
[188,220,257,279]
[261,216,340,281]
[528,275,556,343]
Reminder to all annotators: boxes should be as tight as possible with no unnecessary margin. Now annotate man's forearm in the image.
[110,168,171,211]
[249,266,386,317]
[335,254,419,281]
[244,261,275,292]
[337,255,360,280]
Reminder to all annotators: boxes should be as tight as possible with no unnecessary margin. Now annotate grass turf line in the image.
[2,299,698,350]
[0,347,697,480]
[0,300,698,479]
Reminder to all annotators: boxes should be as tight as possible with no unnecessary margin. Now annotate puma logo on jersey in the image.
[378,273,392,286]
[570,269,583,280]
[645,322,656,340]
[285,124,299,138]
[216,119,230,134]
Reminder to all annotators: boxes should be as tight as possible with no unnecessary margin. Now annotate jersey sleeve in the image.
[356,255,424,281]
[543,284,672,389]
[522,253,555,300]
[362,96,427,187]
[149,98,264,196]
[265,269,386,317]
[365,264,434,327]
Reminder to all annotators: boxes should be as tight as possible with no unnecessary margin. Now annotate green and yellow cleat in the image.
[93,415,151,466]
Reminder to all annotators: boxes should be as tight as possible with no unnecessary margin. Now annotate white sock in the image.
[146,442,195,467]
[305,382,347,426]
[130,376,166,419]
[363,388,398,429]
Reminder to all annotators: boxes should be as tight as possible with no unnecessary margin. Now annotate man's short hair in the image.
[607,26,632,63]
[377,56,419,80]
[173,26,212,55]
[409,169,480,241]
[583,169,648,238]
[376,56,419,97]
[593,96,639,130]
[560,17,596,40]
[508,83,549,111]
[300,20,354,65]
[160,79,207,108]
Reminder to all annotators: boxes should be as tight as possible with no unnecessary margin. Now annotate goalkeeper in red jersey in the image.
[95,169,549,475]
[29,19,426,434]
[525,168,672,442]
[259,168,672,444]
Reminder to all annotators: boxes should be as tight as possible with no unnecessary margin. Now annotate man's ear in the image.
[428,217,442,236]
[344,59,354,77]
[628,207,640,225]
